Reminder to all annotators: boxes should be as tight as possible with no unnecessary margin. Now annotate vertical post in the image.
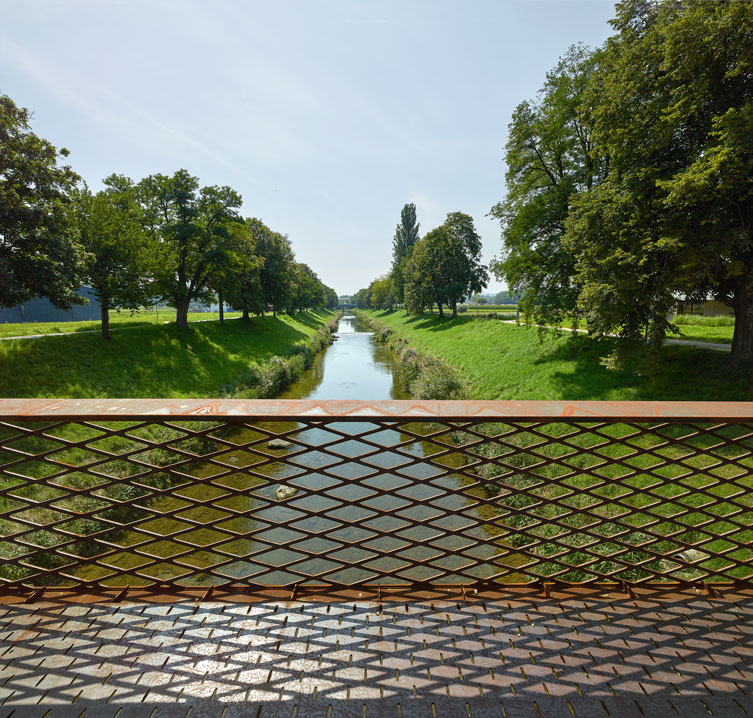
[516,306,520,326]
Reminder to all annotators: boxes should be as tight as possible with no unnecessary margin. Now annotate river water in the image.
[277,314,408,401]
[83,315,498,586]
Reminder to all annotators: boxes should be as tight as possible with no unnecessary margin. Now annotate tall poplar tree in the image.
[390,203,421,304]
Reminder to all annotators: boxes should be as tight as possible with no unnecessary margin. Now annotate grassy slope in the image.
[0,310,334,398]
[364,310,752,401]
[0,309,244,338]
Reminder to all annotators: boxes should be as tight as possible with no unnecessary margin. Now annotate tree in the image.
[118,169,242,329]
[218,222,263,322]
[0,95,85,309]
[390,203,420,304]
[74,187,154,339]
[370,276,394,310]
[404,231,446,316]
[248,218,295,316]
[289,263,325,313]
[489,45,602,329]
[354,286,371,309]
[566,0,753,366]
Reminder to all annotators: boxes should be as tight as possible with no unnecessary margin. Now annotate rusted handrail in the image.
[1,399,752,589]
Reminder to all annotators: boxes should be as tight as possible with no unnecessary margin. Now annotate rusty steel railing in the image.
[0,399,752,590]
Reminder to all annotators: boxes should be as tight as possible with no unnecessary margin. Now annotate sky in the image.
[2,0,617,296]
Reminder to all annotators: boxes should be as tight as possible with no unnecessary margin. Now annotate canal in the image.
[87,315,497,586]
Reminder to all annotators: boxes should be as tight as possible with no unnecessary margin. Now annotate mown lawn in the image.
[0,310,334,398]
[0,308,245,338]
[363,309,752,401]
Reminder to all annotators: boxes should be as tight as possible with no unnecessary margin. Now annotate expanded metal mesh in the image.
[0,401,752,588]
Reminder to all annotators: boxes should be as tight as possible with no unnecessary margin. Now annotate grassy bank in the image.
[0,309,245,338]
[0,310,337,398]
[360,309,752,401]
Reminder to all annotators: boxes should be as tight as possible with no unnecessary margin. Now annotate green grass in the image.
[362,309,752,401]
[673,314,734,344]
[0,310,335,398]
[0,309,245,338]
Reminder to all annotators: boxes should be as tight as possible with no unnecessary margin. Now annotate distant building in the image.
[676,299,734,318]
[0,287,102,324]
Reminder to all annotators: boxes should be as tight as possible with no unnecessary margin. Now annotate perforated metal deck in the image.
[0,587,751,717]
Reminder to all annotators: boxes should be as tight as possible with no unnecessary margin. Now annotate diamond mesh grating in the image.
[1,400,752,588]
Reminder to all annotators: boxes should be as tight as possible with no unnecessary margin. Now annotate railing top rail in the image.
[1,398,752,422]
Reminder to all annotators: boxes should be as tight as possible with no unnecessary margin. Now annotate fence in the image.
[0,399,752,589]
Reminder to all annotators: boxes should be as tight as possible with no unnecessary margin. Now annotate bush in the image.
[675,314,735,327]
[222,312,341,399]
[357,311,467,400]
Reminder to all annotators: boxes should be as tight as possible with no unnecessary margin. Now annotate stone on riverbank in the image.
[275,485,299,501]
[268,438,293,450]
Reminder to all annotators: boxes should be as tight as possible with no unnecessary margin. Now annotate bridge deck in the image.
[0,586,751,717]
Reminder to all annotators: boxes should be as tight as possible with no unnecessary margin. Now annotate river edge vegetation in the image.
[0,310,338,399]
[359,309,753,402]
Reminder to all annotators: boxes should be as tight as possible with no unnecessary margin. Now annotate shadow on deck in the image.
[0,585,750,717]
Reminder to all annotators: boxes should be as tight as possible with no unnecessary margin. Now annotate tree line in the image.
[491,0,753,367]
[355,203,488,319]
[0,95,337,338]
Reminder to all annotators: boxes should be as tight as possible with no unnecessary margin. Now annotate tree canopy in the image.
[492,0,753,367]
[74,187,154,338]
[0,95,85,309]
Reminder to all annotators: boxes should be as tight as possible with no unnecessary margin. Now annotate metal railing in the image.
[0,399,752,589]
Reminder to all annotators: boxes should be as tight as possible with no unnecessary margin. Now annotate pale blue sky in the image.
[2,0,616,295]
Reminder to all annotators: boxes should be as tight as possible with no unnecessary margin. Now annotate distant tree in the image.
[489,45,602,329]
[476,296,488,305]
[0,94,85,309]
[370,276,395,310]
[324,286,338,309]
[354,286,371,309]
[436,212,488,318]
[404,232,445,316]
[493,290,519,305]
[390,203,420,303]
[248,218,295,316]
[115,169,242,330]
[289,263,326,313]
[74,187,154,339]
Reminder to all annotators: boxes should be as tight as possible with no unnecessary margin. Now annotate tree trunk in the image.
[438,303,444,318]
[175,297,190,330]
[731,274,753,365]
[218,291,224,323]
[100,298,110,340]
[242,308,250,322]
[451,300,457,318]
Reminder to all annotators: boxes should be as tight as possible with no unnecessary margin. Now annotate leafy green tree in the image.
[219,222,263,322]
[390,203,420,304]
[324,286,338,309]
[115,169,242,330]
[354,286,371,309]
[404,213,488,318]
[289,263,325,313]
[404,231,446,316]
[74,188,155,339]
[567,0,753,366]
[490,45,601,329]
[0,95,85,309]
[437,212,488,317]
[248,218,295,316]
[370,276,395,310]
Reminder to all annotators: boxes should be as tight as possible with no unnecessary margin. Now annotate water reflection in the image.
[277,314,408,401]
